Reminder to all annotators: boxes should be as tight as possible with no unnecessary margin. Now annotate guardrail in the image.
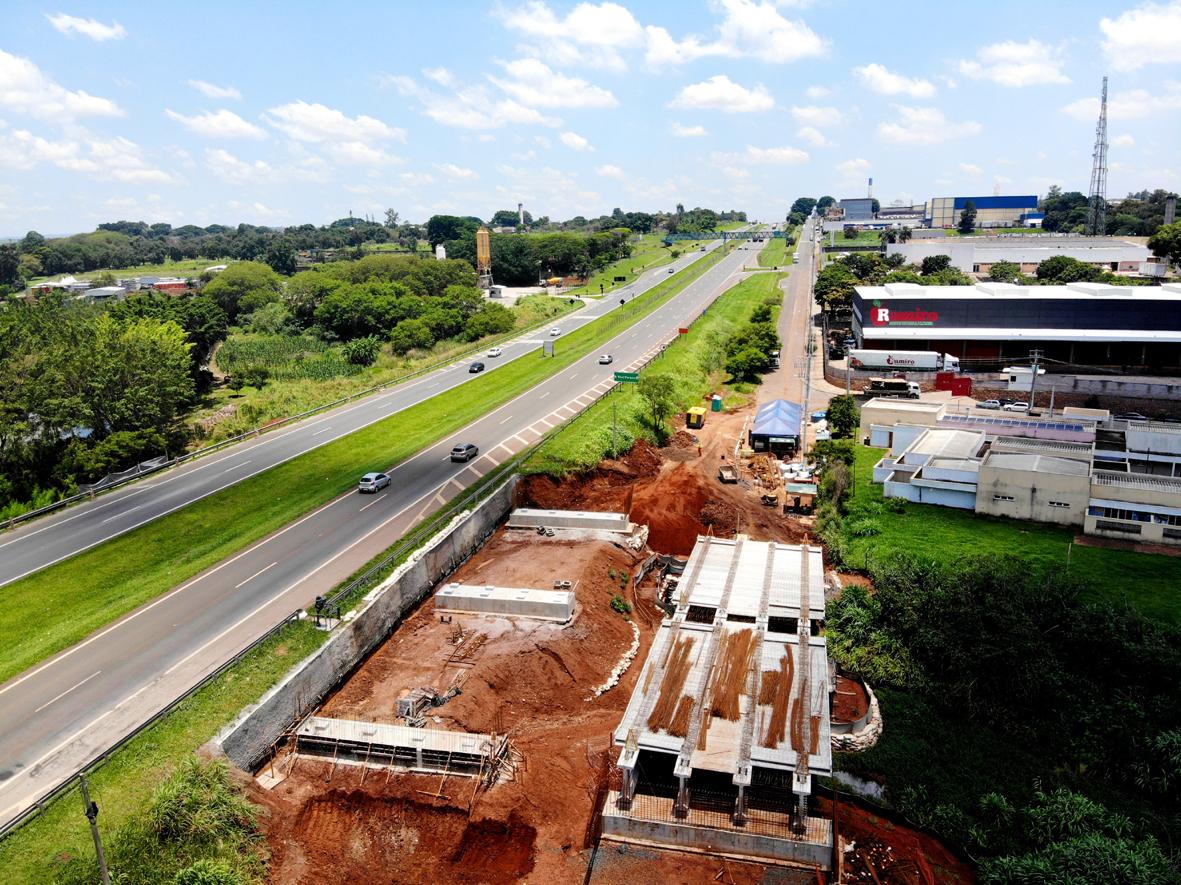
[0,608,303,841]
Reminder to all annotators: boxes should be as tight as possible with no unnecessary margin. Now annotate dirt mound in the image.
[631,462,709,555]
[699,498,739,537]
[519,440,663,513]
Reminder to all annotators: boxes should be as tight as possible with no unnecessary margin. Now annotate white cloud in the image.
[332,141,403,166]
[438,162,475,178]
[423,66,454,87]
[386,74,559,129]
[804,85,831,99]
[560,131,593,151]
[1061,84,1181,121]
[959,162,983,175]
[669,75,774,112]
[205,148,276,184]
[733,144,810,164]
[670,121,707,137]
[497,1,645,70]
[835,158,870,182]
[165,109,265,139]
[187,80,241,100]
[596,163,625,178]
[790,105,843,127]
[45,13,125,41]
[994,174,1012,186]
[645,0,827,67]
[263,101,405,143]
[1111,133,1136,147]
[0,49,122,121]
[489,58,617,108]
[878,106,982,145]
[0,128,173,183]
[958,40,1070,87]
[1100,2,1181,71]
[853,63,935,98]
[400,171,435,187]
[796,126,826,146]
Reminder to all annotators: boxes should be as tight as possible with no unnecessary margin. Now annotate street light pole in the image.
[80,774,111,885]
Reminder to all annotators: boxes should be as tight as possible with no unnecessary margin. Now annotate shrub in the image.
[610,594,632,615]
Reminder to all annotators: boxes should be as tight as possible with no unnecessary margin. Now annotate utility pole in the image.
[1086,76,1109,236]
[80,775,111,885]
[1029,349,1043,412]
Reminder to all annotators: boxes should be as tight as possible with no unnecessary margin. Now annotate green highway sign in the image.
[614,371,639,383]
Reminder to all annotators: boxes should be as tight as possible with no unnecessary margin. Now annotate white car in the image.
[1003,401,1031,413]
[978,399,1002,410]
[598,354,613,365]
[486,347,503,357]
[549,327,561,337]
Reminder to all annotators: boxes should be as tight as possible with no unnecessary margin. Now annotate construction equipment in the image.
[717,465,738,484]
[687,407,707,429]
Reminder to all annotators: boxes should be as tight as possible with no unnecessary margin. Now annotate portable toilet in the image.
[710,394,723,412]
[687,407,707,429]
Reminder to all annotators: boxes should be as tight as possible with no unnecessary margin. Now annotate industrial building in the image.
[867,407,1181,547]
[852,281,1181,371]
[926,195,1042,229]
[836,197,875,221]
[605,536,833,871]
[885,236,1153,277]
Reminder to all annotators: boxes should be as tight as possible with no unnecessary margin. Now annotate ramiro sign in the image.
[870,299,939,327]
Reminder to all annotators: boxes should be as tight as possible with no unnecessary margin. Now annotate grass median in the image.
[0,246,731,685]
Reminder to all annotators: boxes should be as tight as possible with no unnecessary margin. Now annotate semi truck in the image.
[848,349,960,372]
[863,377,922,399]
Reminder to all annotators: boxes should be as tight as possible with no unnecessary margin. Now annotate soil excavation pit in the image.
[254,530,671,883]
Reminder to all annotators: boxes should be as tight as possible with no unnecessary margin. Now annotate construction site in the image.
[232,400,972,884]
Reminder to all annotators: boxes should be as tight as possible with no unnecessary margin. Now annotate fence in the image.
[0,609,302,841]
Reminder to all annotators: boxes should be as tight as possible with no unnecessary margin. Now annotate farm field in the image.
[30,257,228,284]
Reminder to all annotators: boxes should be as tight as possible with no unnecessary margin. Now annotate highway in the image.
[0,237,755,828]
[0,241,724,590]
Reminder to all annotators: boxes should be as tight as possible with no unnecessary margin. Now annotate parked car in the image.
[469,361,485,373]
[1115,412,1148,421]
[598,354,613,365]
[549,327,561,336]
[668,267,675,273]
[450,443,479,462]
[487,347,503,358]
[1003,401,1031,413]
[978,399,1002,410]
[357,472,390,493]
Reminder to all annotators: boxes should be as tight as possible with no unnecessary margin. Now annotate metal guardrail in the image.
[0,609,303,841]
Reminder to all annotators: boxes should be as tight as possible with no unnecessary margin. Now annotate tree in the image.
[898,226,913,243]
[1035,255,1103,283]
[0,244,21,287]
[637,373,677,441]
[491,209,523,227]
[814,263,857,315]
[388,318,434,354]
[725,346,769,381]
[987,261,1022,283]
[1148,221,1181,268]
[958,200,977,234]
[462,302,515,341]
[384,208,400,228]
[879,229,898,245]
[790,197,817,217]
[264,240,297,276]
[342,335,381,366]
[920,254,952,275]
[827,395,859,439]
[816,195,835,211]
[202,261,281,322]
[425,214,480,247]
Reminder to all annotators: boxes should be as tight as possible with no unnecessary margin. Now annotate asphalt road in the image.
[0,241,724,591]
[0,238,755,828]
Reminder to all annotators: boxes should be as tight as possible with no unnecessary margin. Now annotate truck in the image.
[863,377,921,399]
[848,349,960,372]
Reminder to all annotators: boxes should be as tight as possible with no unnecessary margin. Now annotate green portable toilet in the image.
[710,394,723,412]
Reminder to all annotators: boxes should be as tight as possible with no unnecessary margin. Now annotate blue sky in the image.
[1,1,1179,235]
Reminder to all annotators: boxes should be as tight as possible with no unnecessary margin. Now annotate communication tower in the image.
[1086,77,1109,236]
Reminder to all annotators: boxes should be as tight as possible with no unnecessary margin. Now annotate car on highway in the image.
[549,327,561,336]
[1003,401,1031,413]
[1115,412,1148,421]
[978,399,1002,410]
[358,472,391,493]
[450,443,479,462]
[668,267,675,273]
[598,354,613,365]
[487,347,503,358]
[468,361,485,373]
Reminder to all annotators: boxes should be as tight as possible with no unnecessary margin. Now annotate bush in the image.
[174,860,247,885]
[342,335,381,367]
[610,594,632,615]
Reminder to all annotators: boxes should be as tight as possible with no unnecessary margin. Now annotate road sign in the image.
[678,327,689,335]
[614,371,639,383]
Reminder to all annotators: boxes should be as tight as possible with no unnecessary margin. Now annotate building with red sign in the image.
[852,282,1181,372]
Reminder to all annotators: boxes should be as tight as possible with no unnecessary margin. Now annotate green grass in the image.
[945,226,1038,237]
[0,247,730,685]
[30,258,229,285]
[0,618,324,883]
[845,445,1181,626]
[756,227,798,268]
[823,230,882,246]
[561,232,682,298]
[524,270,782,474]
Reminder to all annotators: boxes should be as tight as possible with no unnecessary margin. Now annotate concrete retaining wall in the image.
[213,476,518,772]
[506,508,630,532]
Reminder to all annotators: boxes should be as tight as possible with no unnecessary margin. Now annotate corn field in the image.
[218,333,360,381]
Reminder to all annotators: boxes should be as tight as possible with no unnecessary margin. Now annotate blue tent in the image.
[749,400,803,455]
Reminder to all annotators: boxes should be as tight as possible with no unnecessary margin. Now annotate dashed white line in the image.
[33,670,101,714]
[234,561,278,589]
[358,496,385,513]
[221,460,252,473]
[101,505,141,525]
[500,414,513,424]
[538,391,550,399]
[312,426,334,436]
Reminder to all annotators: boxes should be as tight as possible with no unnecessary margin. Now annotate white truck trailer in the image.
[848,349,960,372]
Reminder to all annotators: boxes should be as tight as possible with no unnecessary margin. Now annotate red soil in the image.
[832,675,869,724]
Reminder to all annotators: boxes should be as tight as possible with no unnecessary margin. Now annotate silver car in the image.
[358,472,390,493]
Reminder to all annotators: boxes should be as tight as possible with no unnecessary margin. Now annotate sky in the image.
[1,0,1179,235]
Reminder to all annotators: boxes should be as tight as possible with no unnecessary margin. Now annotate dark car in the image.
[450,443,478,462]
[358,472,390,493]
[469,361,485,373]
[1115,412,1148,421]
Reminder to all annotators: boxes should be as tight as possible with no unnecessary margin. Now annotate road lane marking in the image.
[312,426,334,436]
[234,561,278,589]
[100,505,141,525]
[221,460,252,473]
[513,434,531,445]
[496,443,514,456]
[538,391,549,399]
[358,496,385,513]
[500,415,512,424]
[32,670,101,714]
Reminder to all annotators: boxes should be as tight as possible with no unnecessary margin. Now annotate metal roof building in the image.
[749,400,803,456]
[886,236,1151,275]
